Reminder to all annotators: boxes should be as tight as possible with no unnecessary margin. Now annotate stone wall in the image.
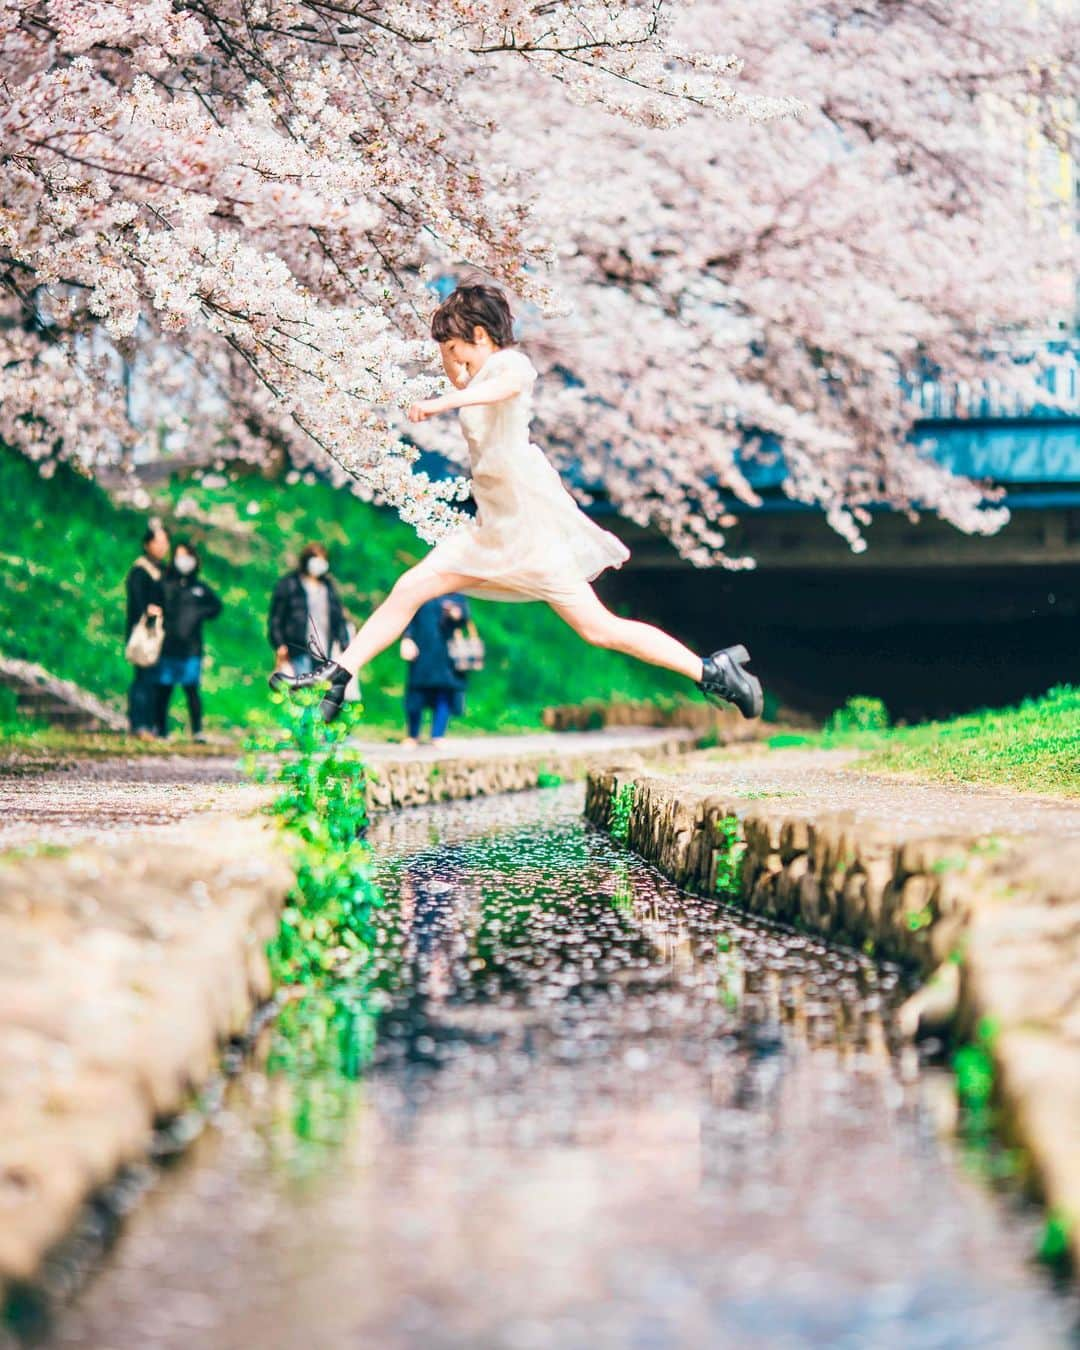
[365,731,695,813]
[0,817,290,1296]
[585,767,974,972]
[586,765,1080,1258]
[541,700,764,738]
[0,655,126,732]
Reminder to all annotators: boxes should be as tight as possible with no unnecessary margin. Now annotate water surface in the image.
[48,788,1072,1349]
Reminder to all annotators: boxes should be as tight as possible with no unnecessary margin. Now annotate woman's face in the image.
[147,529,170,561]
[441,326,496,377]
[174,547,197,575]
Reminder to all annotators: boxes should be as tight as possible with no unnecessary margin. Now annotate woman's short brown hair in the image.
[431,284,514,349]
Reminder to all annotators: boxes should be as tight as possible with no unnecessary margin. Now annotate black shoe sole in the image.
[739,672,764,720]
[319,691,346,723]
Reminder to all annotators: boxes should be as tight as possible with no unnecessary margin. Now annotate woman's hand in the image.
[400,637,420,662]
[407,396,453,423]
[440,347,470,390]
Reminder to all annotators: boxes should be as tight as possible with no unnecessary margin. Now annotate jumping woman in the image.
[271,284,763,723]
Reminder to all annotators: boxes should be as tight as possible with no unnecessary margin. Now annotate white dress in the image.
[416,347,629,603]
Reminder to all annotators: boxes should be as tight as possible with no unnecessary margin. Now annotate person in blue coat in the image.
[157,540,222,741]
[400,595,470,747]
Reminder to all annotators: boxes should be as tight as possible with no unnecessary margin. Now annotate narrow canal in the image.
[47,788,1074,1348]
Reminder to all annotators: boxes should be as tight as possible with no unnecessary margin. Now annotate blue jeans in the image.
[157,656,203,736]
[128,663,162,734]
[290,651,315,677]
[157,654,202,686]
[406,688,453,740]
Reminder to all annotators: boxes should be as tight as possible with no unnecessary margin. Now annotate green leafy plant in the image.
[826,695,890,734]
[609,781,636,842]
[245,692,390,1157]
[951,1016,1022,1185]
[714,814,745,898]
[536,769,564,788]
[1037,1209,1072,1273]
[250,696,380,989]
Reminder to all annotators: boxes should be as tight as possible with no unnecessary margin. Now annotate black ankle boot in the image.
[269,659,353,723]
[698,644,763,720]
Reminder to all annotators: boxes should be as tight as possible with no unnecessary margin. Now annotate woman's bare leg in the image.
[336,565,477,676]
[548,584,703,682]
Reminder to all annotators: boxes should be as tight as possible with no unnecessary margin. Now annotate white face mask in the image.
[306,556,329,578]
[175,554,197,575]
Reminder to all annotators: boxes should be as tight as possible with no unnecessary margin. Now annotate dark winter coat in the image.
[162,568,223,658]
[125,555,165,638]
[405,595,470,692]
[268,571,349,657]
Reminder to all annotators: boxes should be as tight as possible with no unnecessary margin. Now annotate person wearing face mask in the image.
[157,540,223,741]
[125,519,170,739]
[268,543,350,677]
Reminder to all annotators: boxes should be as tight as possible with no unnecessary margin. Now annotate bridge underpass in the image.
[599,498,1080,722]
[595,373,1080,721]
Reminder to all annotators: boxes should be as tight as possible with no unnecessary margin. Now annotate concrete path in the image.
[0,729,696,849]
[0,757,259,851]
[0,816,289,1294]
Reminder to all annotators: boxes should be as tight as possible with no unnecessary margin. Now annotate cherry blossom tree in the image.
[0,0,791,537]
[0,0,1076,561]
[500,0,1080,562]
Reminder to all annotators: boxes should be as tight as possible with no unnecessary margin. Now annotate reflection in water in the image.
[47,788,1075,1350]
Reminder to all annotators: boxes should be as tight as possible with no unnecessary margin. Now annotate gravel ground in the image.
[678,746,1080,841]
[0,757,260,850]
[0,731,696,850]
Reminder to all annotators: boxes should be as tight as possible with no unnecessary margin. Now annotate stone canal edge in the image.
[586,764,1080,1264]
[0,817,290,1297]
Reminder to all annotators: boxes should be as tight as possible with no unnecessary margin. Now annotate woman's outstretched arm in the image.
[407,368,526,422]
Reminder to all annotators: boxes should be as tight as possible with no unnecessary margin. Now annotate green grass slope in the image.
[0,448,687,736]
[768,688,1080,796]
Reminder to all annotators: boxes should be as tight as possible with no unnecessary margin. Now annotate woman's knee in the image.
[388,568,436,607]
[572,612,620,648]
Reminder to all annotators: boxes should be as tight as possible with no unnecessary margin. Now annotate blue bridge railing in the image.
[907,338,1080,426]
[731,337,1080,501]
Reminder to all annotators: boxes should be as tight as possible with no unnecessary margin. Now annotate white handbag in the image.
[448,620,485,674]
[124,558,165,667]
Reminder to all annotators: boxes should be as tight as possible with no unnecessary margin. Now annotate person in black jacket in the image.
[268,543,350,675]
[157,541,222,741]
[400,594,470,747]
[125,520,169,738]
